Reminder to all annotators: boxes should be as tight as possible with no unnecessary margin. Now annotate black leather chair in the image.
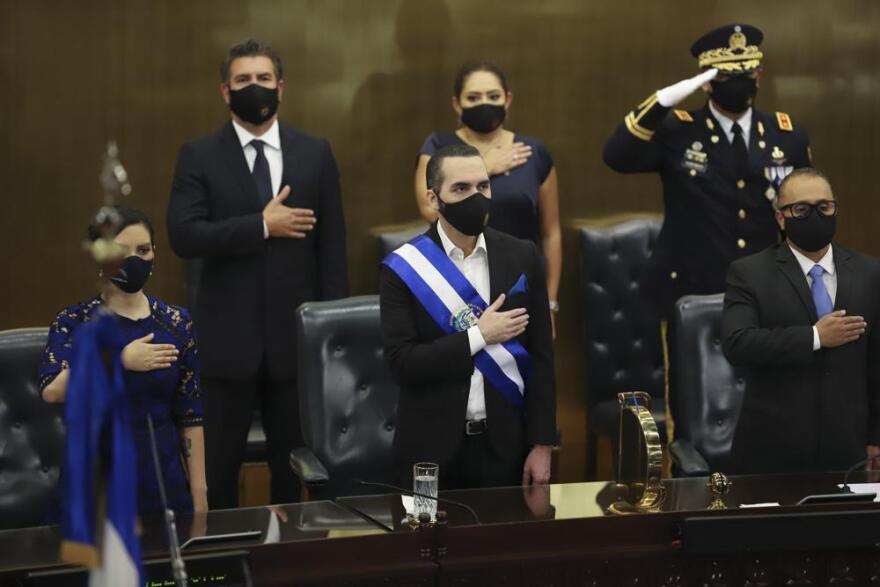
[375,222,428,260]
[185,258,267,464]
[289,296,399,499]
[0,328,65,529]
[579,218,666,479]
[668,294,746,477]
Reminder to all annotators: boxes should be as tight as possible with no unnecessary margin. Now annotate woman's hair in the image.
[87,205,155,243]
[453,61,509,98]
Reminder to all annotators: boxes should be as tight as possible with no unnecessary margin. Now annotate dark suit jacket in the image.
[722,243,880,474]
[604,102,811,317]
[167,122,348,380]
[379,225,556,467]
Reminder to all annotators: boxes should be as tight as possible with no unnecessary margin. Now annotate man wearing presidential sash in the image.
[381,144,556,489]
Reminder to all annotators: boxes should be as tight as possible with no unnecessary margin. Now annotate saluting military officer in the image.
[604,24,812,318]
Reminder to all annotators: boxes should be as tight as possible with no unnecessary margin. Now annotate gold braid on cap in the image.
[698,31,763,71]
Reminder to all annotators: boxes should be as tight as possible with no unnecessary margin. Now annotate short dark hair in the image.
[453,61,509,98]
[219,39,283,83]
[87,205,155,243]
[775,167,833,209]
[426,144,482,195]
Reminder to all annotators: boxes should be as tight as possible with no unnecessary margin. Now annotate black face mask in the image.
[110,255,153,294]
[460,104,506,134]
[709,76,758,114]
[438,192,491,236]
[228,84,279,125]
[784,213,837,252]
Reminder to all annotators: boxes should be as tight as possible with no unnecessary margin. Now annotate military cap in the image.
[690,24,764,74]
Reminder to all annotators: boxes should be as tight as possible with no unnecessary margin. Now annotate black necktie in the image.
[731,122,748,179]
[250,139,273,204]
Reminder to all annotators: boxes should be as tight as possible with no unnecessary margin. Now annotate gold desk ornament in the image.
[707,472,732,510]
[606,392,666,515]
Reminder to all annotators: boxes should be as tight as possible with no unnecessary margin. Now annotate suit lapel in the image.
[832,245,853,312]
[279,126,299,195]
[220,122,262,210]
[485,228,508,303]
[776,244,818,321]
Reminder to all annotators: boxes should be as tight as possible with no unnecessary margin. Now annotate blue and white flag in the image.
[383,234,531,406]
[60,312,141,586]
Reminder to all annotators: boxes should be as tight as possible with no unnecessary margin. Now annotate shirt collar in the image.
[437,220,487,260]
[232,118,281,151]
[708,100,752,139]
[789,243,835,277]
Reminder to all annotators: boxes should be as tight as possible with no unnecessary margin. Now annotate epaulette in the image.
[673,109,694,122]
[776,112,794,132]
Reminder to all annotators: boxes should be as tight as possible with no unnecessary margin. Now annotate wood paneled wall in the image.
[2,0,878,482]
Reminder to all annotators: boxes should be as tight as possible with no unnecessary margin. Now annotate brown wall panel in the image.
[2,0,878,482]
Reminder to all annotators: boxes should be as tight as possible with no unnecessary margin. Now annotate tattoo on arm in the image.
[182,436,192,458]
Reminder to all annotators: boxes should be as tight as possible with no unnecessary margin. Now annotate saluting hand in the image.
[478,294,529,345]
[263,185,316,239]
[121,333,179,372]
[656,68,718,107]
[816,310,866,348]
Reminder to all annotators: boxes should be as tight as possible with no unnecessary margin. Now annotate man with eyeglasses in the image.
[722,168,880,474]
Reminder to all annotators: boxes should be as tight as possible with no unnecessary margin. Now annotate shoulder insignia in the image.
[673,109,694,122]
[776,112,794,132]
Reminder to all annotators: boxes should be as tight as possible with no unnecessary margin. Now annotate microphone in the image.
[841,452,880,493]
[796,453,880,506]
[352,479,481,524]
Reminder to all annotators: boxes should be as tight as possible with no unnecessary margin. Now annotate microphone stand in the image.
[147,414,188,587]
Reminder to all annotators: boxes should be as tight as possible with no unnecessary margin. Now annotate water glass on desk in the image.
[413,462,439,520]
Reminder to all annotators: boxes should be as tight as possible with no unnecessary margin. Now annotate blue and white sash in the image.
[383,234,531,407]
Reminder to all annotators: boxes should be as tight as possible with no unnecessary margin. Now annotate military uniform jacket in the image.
[603,95,811,316]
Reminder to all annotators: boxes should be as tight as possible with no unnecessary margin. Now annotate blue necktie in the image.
[809,264,833,318]
[250,139,273,205]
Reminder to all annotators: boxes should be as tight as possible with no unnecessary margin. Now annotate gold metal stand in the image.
[606,392,666,515]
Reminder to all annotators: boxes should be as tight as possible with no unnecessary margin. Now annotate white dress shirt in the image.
[437,221,489,421]
[788,244,837,350]
[232,119,283,239]
[709,100,753,149]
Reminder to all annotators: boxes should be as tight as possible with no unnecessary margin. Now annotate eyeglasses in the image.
[779,200,837,219]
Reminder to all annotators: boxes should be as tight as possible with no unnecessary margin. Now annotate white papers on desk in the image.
[401,495,414,515]
[837,483,880,501]
[739,502,780,508]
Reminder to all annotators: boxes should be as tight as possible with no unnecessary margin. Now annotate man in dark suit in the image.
[722,168,880,474]
[604,24,812,317]
[167,39,348,508]
[380,144,556,489]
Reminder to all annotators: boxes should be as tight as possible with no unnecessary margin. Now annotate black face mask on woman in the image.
[709,75,758,114]
[438,191,491,236]
[110,255,154,294]
[460,103,506,134]
[228,84,279,125]
[784,212,837,252]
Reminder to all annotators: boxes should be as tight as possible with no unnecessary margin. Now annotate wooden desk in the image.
[2,473,879,586]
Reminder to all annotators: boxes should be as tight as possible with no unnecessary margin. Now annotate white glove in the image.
[656,69,718,108]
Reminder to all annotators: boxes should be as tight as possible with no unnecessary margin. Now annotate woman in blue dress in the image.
[39,206,207,515]
[414,62,562,335]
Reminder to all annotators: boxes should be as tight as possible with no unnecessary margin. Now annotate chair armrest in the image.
[668,439,710,477]
[289,447,330,486]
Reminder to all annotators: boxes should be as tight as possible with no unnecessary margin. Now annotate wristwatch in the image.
[548,301,560,313]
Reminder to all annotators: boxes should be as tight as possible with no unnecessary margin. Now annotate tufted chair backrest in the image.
[673,294,746,471]
[376,224,428,261]
[579,219,665,411]
[296,296,399,497]
[0,328,65,529]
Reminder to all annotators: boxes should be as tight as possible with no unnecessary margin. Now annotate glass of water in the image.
[413,462,439,520]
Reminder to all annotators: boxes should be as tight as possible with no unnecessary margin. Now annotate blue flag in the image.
[59,312,141,585]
